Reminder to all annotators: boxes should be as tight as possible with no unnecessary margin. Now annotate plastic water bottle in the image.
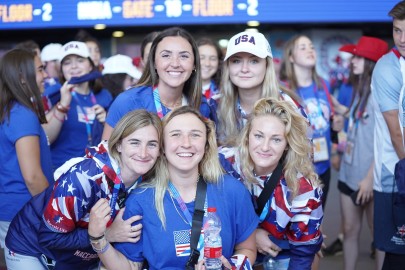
[263,254,277,270]
[204,207,222,270]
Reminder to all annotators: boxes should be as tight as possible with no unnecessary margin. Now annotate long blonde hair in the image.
[239,98,320,197]
[217,56,288,146]
[143,106,224,228]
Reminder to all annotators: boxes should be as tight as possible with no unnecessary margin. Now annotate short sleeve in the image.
[372,54,402,113]
[106,87,145,128]
[114,192,144,262]
[5,105,41,143]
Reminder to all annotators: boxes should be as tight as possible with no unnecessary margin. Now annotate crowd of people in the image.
[1,1,405,269]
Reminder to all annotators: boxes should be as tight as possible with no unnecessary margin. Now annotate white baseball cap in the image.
[59,41,90,62]
[41,43,62,62]
[224,31,272,60]
[102,54,141,80]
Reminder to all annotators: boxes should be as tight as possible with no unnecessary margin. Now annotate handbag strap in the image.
[186,176,207,269]
[255,161,283,216]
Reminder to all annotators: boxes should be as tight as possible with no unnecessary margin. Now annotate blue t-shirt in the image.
[297,80,332,174]
[106,86,211,128]
[115,175,259,269]
[0,103,53,222]
[51,89,112,169]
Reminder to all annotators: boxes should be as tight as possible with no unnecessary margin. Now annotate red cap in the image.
[339,44,356,54]
[339,36,388,62]
[207,207,216,212]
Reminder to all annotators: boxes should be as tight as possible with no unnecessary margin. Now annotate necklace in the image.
[167,174,200,226]
[160,98,182,109]
[169,190,190,225]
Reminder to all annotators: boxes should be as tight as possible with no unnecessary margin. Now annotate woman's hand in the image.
[332,114,344,132]
[357,176,373,205]
[88,198,111,238]
[92,104,106,124]
[60,81,73,107]
[256,228,281,257]
[194,256,232,270]
[105,207,143,243]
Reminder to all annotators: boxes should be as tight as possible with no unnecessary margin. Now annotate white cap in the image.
[59,41,90,62]
[224,31,272,60]
[41,43,62,62]
[102,54,142,80]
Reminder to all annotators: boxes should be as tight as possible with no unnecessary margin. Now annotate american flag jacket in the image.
[219,147,323,269]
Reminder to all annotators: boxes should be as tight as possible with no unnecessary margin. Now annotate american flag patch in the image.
[173,229,191,257]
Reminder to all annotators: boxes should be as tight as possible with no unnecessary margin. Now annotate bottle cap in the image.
[207,207,216,212]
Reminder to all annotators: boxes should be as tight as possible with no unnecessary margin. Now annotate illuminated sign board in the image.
[0,0,399,30]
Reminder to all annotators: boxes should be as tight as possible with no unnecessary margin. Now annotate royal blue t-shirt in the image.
[297,81,332,175]
[115,175,259,269]
[0,103,53,221]
[51,89,112,169]
[106,86,211,128]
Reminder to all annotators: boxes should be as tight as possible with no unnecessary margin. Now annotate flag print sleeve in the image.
[260,177,323,268]
[39,160,103,249]
[42,175,89,232]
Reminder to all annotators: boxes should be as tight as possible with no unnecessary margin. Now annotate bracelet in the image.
[56,102,70,113]
[88,233,105,241]
[91,239,110,254]
[53,110,65,122]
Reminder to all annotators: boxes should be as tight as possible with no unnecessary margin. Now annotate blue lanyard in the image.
[109,167,142,219]
[71,91,97,147]
[168,182,193,225]
[152,86,166,119]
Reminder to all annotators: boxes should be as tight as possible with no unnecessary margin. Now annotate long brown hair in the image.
[137,27,202,111]
[349,58,376,117]
[0,49,46,123]
[280,34,322,92]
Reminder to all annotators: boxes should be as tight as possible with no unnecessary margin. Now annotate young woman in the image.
[220,98,323,270]
[89,106,259,270]
[216,31,302,146]
[76,29,102,69]
[102,27,211,140]
[5,110,162,270]
[0,49,52,248]
[138,31,160,74]
[337,36,388,270]
[280,35,343,207]
[197,37,222,101]
[43,41,113,169]
[102,54,141,99]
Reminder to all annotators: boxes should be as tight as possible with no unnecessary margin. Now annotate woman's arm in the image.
[255,228,281,257]
[42,82,72,143]
[286,186,323,270]
[89,198,143,270]
[16,136,49,196]
[356,162,374,205]
[94,238,143,270]
[233,230,257,265]
[102,123,114,140]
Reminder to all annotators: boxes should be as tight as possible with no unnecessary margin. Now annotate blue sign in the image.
[0,0,399,30]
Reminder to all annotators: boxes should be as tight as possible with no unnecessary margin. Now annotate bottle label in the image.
[204,246,222,258]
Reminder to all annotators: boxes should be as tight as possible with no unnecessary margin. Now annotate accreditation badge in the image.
[344,140,355,165]
[313,137,329,162]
